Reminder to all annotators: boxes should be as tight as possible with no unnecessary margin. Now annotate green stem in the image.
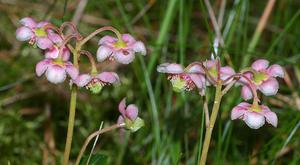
[63,86,77,165]
[199,81,223,165]
[63,43,80,165]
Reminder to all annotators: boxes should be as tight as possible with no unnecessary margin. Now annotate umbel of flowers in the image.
[157,59,283,129]
[157,57,284,164]
[16,17,146,165]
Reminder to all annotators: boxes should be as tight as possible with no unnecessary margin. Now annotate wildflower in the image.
[231,102,278,129]
[96,34,146,64]
[202,60,235,85]
[74,72,119,94]
[16,17,53,49]
[45,32,70,61]
[35,58,78,84]
[117,98,144,132]
[240,59,284,100]
[157,63,207,95]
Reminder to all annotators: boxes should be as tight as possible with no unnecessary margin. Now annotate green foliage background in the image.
[0,0,299,164]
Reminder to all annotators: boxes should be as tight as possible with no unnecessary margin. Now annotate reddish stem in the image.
[57,34,78,60]
[60,22,82,40]
[79,50,98,75]
[186,62,217,84]
[44,24,61,35]
[79,26,122,46]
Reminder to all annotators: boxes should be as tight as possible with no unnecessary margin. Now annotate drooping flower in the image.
[45,32,70,61]
[96,34,146,64]
[74,72,119,94]
[202,60,235,85]
[35,58,78,84]
[240,59,284,100]
[231,102,278,129]
[16,17,53,49]
[157,63,207,95]
[117,98,144,132]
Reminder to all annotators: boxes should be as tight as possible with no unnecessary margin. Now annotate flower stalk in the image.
[79,26,122,46]
[199,80,223,165]
[63,42,81,165]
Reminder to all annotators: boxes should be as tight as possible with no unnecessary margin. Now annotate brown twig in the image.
[75,123,125,165]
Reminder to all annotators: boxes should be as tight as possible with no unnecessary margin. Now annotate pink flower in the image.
[74,72,119,94]
[202,60,235,85]
[35,58,78,84]
[157,63,207,95]
[240,59,284,100]
[96,34,146,64]
[16,17,53,49]
[231,102,278,129]
[117,98,144,132]
[45,32,70,61]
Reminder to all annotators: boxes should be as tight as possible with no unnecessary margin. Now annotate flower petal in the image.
[45,47,59,59]
[117,116,125,125]
[62,48,71,61]
[16,27,33,41]
[75,74,92,87]
[113,50,135,64]
[220,66,235,81]
[98,35,117,45]
[244,112,265,129]
[262,105,278,127]
[157,63,184,74]
[119,98,127,116]
[251,59,269,71]
[258,78,279,96]
[186,64,204,74]
[96,72,120,84]
[203,60,215,69]
[36,37,53,49]
[241,85,253,100]
[36,21,49,28]
[48,32,63,44]
[19,17,36,28]
[65,63,79,80]
[237,72,253,85]
[264,111,278,127]
[45,65,66,84]
[189,74,206,89]
[132,41,146,55]
[231,102,249,120]
[35,59,50,76]
[126,104,139,121]
[122,34,136,44]
[96,46,113,62]
[267,64,284,78]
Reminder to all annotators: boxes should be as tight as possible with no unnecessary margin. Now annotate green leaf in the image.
[79,154,108,165]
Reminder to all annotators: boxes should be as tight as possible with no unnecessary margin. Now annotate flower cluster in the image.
[16,17,146,163]
[16,17,146,94]
[157,60,235,95]
[157,59,284,129]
